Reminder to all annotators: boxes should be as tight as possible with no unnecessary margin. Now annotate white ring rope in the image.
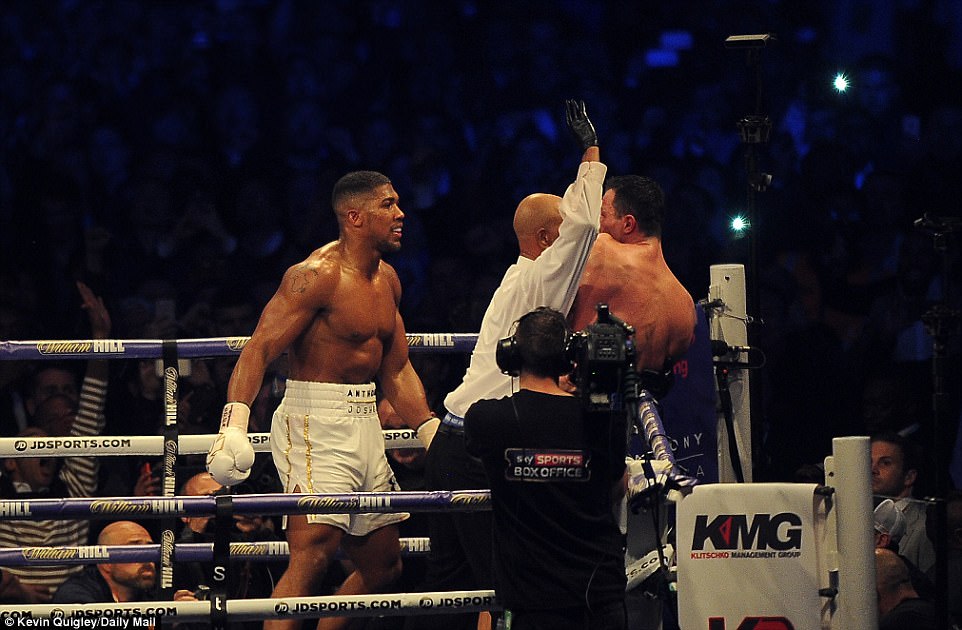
[0,590,499,621]
[0,430,420,458]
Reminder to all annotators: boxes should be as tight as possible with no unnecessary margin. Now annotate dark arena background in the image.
[4,0,962,506]
[1,0,961,625]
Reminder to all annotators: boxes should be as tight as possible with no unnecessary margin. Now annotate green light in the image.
[833,73,849,92]
[730,215,750,233]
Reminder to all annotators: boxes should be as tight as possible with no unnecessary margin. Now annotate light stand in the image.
[726,33,774,478]
[725,32,774,336]
[914,213,961,630]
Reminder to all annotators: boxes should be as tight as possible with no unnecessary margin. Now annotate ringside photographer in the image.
[464,307,628,630]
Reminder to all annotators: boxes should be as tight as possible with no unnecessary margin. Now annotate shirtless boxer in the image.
[206,170,438,630]
[569,175,695,630]
[569,175,695,371]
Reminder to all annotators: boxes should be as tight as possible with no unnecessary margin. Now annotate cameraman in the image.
[464,307,628,630]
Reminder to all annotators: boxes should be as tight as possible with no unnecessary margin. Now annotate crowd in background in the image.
[1,1,961,494]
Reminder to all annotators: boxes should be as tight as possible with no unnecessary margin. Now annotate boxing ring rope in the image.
[0,333,502,624]
[0,538,432,566]
[0,332,693,623]
[0,590,500,621]
[0,490,490,520]
[0,334,479,360]
[0,429,422,457]
[0,490,495,621]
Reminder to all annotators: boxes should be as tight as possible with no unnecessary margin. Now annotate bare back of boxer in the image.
[569,177,696,371]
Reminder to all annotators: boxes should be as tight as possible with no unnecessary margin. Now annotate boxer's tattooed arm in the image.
[289,265,318,293]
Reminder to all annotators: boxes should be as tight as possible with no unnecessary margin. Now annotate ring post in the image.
[830,436,876,629]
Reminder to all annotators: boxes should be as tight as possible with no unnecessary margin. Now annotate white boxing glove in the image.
[206,402,256,486]
[415,415,440,450]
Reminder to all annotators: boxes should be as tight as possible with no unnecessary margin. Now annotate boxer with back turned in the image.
[569,174,695,371]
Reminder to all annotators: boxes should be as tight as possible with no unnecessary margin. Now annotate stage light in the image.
[730,215,750,236]
[833,72,850,93]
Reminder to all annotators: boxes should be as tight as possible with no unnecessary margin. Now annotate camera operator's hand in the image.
[173,589,199,602]
[565,99,598,150]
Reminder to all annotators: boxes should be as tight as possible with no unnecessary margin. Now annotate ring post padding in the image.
[159,339,180,594]
[211,493,233,630]
[831,436,877,630]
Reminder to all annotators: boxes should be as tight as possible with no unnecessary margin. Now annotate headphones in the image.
[496,307,574,377]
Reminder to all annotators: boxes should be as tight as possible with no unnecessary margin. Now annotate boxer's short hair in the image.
[332,171,392,211]
[604,175,665,237]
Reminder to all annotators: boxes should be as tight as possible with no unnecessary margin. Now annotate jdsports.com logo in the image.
[14,440,26,451]
[274,603,290,615]
[417,596,493,609]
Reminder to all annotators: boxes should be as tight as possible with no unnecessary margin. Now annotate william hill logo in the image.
[90,500,151,515]
[690,513,802,559]
[298,496,358,512]
[406,334,455,347]
[36,340,126,355]
[450,493,489,507]
[226,337,249,351]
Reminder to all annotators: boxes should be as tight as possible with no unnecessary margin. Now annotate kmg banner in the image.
[677,483,823,630]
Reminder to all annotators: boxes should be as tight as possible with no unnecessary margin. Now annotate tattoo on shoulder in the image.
[289,266,319,294]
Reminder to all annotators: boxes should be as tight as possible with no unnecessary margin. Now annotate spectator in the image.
[23,363,81,420]
[0,282,110,594]
[871,432,936,573]
[53,521,158,603]
[31,392,79,437]
[875,497,934,599]
[875,547,937,630]
[875,498,907,552]
[0,360,81,438]
[99,359,165,498]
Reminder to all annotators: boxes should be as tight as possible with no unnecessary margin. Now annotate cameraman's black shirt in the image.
[464,390,627,611]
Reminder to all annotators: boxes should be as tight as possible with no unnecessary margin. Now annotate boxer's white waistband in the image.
[279,380,376,416]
